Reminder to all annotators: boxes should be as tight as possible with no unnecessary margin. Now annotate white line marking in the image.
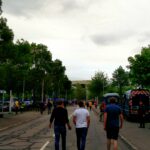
[40,112,74,150]
[40,141,49,150]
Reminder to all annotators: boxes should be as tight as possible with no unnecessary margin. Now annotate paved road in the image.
[45,108,131,150]
[0,107,133,150]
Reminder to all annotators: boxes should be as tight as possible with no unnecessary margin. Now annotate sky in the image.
[2,0,150,81]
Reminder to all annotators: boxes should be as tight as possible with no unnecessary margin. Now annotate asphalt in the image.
[0,108,150,150]
[93,108,150,150]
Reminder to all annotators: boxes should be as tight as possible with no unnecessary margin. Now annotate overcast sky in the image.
[2,0,150,80]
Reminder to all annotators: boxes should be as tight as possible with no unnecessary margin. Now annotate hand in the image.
[49,123,51,128]
[68,125,71,130]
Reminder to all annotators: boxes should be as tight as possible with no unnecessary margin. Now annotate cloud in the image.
[90,31,135,46]
[3,0,83,17]
[3,0,103,18]
[3,0,45,17]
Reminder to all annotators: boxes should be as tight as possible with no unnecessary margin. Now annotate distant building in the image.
[72,80,91,87]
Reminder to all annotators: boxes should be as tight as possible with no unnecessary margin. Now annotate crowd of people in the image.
[13,97,147,150]
[48,97,124,150]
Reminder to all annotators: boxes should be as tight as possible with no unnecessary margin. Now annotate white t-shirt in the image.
[73,108,90,128]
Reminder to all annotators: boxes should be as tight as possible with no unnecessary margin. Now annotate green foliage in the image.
[0,0,2,15]
[112,66,129,96]
[0,18,14,63]
[128,46,150,88]
[74,84,86,100]
[88,71,108,100]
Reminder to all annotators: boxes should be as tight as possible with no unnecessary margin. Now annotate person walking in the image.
[39,101,45,115]
[138,101,145,128]
[73,101,90,150]
[89,101,92,111]
[47,100,52,114]
[49,100,71,150]
[14,100,20,115]
[104,97,123,150]
[99,101,106,121]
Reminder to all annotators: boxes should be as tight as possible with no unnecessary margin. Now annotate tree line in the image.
[87,46,150,101]
[0,1,150,102]
[0,1,71,102]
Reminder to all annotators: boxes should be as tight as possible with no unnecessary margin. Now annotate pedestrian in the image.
[86,101,89,109]
[104,97,123,150]
[99,101,106,121]
[89,101,92,111]
[138,101,145,128]
[94,101,98,109]
[14,100,20,115]
[49,100,71,150]
[47,100,52,114]
[73,101,90,150]
[39,101,45,115]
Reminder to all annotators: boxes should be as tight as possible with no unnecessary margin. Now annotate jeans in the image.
[76,127,88,150]
[54,125,66,150]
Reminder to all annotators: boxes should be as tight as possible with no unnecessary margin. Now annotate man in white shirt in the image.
[73,101,90,150]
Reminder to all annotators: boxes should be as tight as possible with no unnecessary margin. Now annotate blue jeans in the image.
[54,125,66,150]
[76,127,88,150]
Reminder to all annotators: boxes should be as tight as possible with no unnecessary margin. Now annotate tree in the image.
[88,71,108,101]
[112,66,129,97]
[0,16,15,92]
[61,75,72,100]
[74,84,86,100]
[51,59,66,98]
[29,43,53,102]
[0,0,2,15]
[0,18,14,63]
[128,46,150,88]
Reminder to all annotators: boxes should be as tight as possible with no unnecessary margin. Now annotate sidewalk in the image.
[0,111,42,131]
[93,108,150,150]
[119,120,150,150]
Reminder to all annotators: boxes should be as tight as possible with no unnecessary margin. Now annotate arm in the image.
[66,109,71,130]
[103,112,107,130]
[67,122,71,130]
[119,113,124,129]
[73,115,76,125]
[86,116,90,128]
[49,109,55,128]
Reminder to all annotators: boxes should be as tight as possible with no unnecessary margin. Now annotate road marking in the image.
[40,112,74,150]
[119,135,137,150]
[40,141,49,150]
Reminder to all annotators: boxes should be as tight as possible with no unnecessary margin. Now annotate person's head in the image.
[78,101,84,107]
[57,100,64,106]
[109,97,117,104]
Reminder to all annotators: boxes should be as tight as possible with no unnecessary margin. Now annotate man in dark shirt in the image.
[49,100,71,150]
[138,101,145,128]
[104,97,123,150]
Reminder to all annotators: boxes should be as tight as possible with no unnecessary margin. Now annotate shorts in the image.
[106,127,119,140]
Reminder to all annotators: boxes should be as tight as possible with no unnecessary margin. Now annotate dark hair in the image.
[78,101,84,107]
[109,97,117,103]
[57,100,63,105]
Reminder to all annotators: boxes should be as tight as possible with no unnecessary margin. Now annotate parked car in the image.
[0,101,9,112]
[102,93,120,105]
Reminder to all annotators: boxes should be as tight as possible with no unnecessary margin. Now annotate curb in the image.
[119,134,137,150]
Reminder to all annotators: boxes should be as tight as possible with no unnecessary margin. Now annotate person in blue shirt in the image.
[104,97,123,150]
